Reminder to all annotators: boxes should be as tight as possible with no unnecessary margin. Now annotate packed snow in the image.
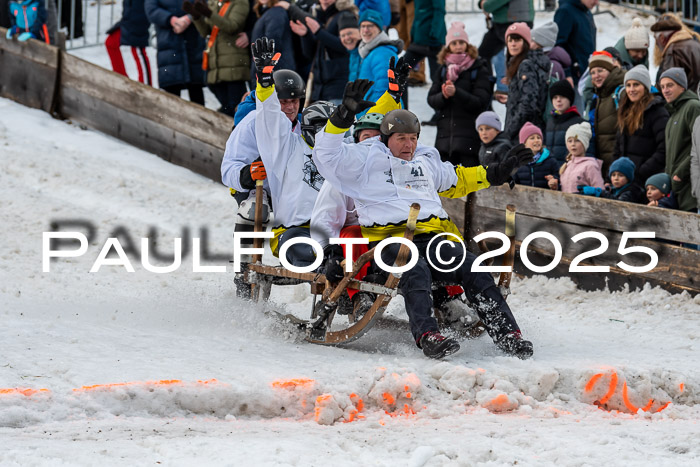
[2,4,699,466]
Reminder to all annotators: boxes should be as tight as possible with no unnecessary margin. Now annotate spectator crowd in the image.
[3,0,700,216]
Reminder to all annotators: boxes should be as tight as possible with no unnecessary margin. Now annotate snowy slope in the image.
[2,94,700,465]
[2,5,699,465]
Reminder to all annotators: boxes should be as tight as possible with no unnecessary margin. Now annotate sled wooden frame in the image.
[242,204,421,345]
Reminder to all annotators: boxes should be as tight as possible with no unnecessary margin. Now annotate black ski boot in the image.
[419,331,460,359]
[336,292,353,315]
[352,292,375,318]
[496,332,533,360]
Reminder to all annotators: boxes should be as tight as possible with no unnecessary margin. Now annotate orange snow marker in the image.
[656,401,671,412]
[598,372,618,405]
[584,373,603,393]
[73,380,184,391]
[621,382,640,413]
[679,383,684,393]
[314,394,333,423]
[382,392,395,405]
[0,388,50,397]
[271,378,315,390]
[584,371,673,414]
[345,393,365,423]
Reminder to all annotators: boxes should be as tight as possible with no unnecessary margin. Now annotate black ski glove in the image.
[323,245,345,283]
[251,37,280,88]
[485,144,533,186]
[182,1,201,19]
[388,56,411,104]
[329,80,376,129]
[193,0,212,18]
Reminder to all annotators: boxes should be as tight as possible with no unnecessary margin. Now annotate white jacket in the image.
[313,124,491,242]
[220,108,301,192]
[255,85,325,252]
[310,181,359,249]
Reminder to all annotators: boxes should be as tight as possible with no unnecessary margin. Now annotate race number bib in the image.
[390,158,435,199]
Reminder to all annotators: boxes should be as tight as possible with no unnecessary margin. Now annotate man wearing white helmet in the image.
[313,79,536,360]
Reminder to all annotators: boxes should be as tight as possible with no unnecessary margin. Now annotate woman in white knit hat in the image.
[613,17,650,69]
[613,64,669,188]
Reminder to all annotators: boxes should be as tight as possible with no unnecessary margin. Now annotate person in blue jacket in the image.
[355,9,403,103]
[249,0,296,84]
[145,0,206,104]
[355,0,389,29]
[553,0,597,85]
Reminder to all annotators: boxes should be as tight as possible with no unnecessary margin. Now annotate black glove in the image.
[193,0,212,18]
[329,80,376,129]
[182,1,201,19]
[251,37,280,88]
[390,12,401,27]
[388,56,411,104]
[485,144,533,186]
[240,157,264,190]
[323,245,345,283]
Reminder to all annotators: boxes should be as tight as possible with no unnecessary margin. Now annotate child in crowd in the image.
[476,111,512,167]
[512,122,559,189]
[6,0,50,43]
[578,156,646,203]
[545,80,586,166]
[549,122,603,192]
[645,173,678,209]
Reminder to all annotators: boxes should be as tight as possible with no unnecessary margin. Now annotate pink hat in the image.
[445,21,469,46]
[519,122,542,144]
[505,22,532,45]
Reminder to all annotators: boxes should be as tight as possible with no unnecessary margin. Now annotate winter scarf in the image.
[359,31,390,59]
[445,53,476,82]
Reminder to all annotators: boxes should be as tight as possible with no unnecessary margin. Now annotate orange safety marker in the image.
[0,388,50,397]
[271,378,315,390]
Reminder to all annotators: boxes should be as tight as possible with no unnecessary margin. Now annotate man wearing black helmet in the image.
[250,37,338,267]
[221,68,306,297]
[314,79,536,360]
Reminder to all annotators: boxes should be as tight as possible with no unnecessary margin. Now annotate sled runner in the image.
[236,190,523,346]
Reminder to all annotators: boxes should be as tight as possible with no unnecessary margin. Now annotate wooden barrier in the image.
[443,185,700,295]
[0,30,231,181]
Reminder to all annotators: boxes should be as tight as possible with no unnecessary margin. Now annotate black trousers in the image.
[209,81,248,118]
[378,234,520,343]
[163,84,205,106]
[403,43,443,83]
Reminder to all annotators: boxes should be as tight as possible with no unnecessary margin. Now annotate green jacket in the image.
[482,0,534,25]
[613,36,649,69]
[411,0,446,47]
[193,0,250,84]
[665,89,700,211]
[593,66,625,175]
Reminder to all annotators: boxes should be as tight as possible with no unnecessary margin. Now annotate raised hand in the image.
[388,56,411,104]
[251,37,281,87]
[329,80,376,128]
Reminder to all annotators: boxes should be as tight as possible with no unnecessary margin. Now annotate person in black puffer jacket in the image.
[249,0,296,84]
[476,111,513,167]
[503,22,552,143]
[545,79,586,166]
[428,21,494,167]
[513,123,560,188]
[613,65,669,189]
[285,0,358,104]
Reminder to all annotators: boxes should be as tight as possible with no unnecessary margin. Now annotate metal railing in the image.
[618,0,700,27]
[47,0,118,50]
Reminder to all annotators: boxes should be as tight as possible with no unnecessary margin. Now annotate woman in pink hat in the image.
[427,21,494,167]
[502,22,552,144]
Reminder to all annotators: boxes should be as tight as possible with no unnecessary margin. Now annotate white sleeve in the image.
[221,113,259,191]
[417,144,459,192]
[310,182,354,249]
[255,89,296,177]
[312,129,370,200]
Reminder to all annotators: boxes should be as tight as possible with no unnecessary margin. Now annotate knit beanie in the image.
[475,111,502,131]
[660,67,688,89]
[609,157,636,182]
[531,22,558,50]
[358,9,383,30]
[445,21,469,46]
[549,79,575,103]
[588,51,615,71]
[337,13,359,31]
[645,173,672,194]
[505,22,531,45]
[624,18,650,49]
[519,122,543,144]
[624,65,652,92]
[565,122,592,150]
